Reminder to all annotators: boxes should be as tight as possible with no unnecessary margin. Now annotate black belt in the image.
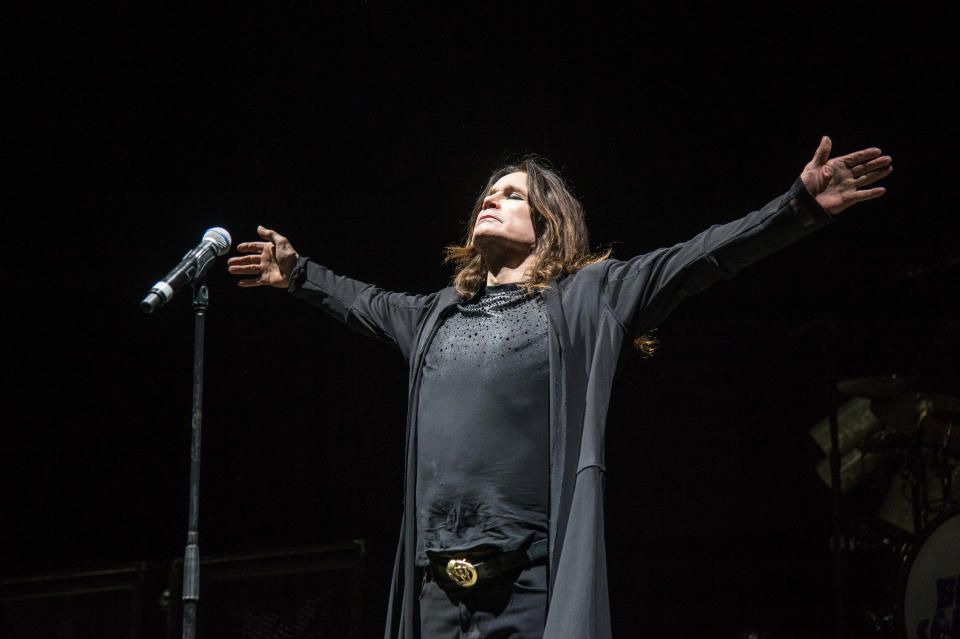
[429,539,548,589]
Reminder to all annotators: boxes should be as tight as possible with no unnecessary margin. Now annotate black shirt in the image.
[415,283,550,565]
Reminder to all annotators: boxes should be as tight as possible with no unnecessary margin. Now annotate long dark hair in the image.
[444,156,609,296]
[445,156,658,356]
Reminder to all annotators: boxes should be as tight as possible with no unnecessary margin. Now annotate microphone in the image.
[141,227,232,313]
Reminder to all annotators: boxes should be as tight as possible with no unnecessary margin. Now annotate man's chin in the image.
[473,232,514,253]
[473,235,534,260]
[472,229,500,243]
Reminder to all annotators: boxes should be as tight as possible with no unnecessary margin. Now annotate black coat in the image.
[289,178,831,638]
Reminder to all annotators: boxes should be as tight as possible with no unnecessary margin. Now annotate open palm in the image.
[227,226,300,288]
[800,136,893,215]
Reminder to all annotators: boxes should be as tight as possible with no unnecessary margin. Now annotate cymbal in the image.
[920,393,960,421]
[837,375,913,398]
[870,393,959,451]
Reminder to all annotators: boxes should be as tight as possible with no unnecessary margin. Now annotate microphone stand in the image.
[828,391,845,639]
[823,319,845,639]
[181,281,209,639]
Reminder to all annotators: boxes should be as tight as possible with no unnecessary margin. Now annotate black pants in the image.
[418,564,548,639]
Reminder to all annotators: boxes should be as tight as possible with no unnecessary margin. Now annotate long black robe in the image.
[288,178,831,638]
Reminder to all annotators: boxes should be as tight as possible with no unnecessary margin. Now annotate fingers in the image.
[847,187,887,206]
[236,226,288,252]
[257,225,288,245]
[841,147,883,168]
[853,165,893,188]
[840,150,893,188]
[229,226,291,288]
[228,247,270,280]
[811,136,832,167]
[235,241,271,253]
[227,255,262,267]
[810,140,891,214]
[227,263,264,275]
[236,277,267,288]
[828,185,889,214]
[851,155,892,179]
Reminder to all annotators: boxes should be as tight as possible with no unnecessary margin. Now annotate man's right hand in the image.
[227,226,300,289]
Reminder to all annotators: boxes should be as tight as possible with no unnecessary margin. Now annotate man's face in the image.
[472,171,536,250]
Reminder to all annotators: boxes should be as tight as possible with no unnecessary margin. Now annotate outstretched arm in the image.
[606,137,894,333]
[801,136,893,214]
[226,226,438,359]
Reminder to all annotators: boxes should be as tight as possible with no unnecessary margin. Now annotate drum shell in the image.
[896,511,960,639]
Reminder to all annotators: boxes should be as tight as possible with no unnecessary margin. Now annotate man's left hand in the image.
[801,136,893,215]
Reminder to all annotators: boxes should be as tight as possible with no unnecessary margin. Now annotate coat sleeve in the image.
[287,257,437,361]
[602,178,833,334]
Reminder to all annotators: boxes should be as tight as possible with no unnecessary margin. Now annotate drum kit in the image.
[810,375,959,639]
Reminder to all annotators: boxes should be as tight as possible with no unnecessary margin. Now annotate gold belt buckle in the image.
[445,558,478,587]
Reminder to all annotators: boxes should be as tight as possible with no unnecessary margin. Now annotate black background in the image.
[7,4,959,636]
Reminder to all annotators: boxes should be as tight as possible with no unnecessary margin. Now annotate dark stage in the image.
[6,4,959,638]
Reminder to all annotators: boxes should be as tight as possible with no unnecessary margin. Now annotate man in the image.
[227,136,892,638]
